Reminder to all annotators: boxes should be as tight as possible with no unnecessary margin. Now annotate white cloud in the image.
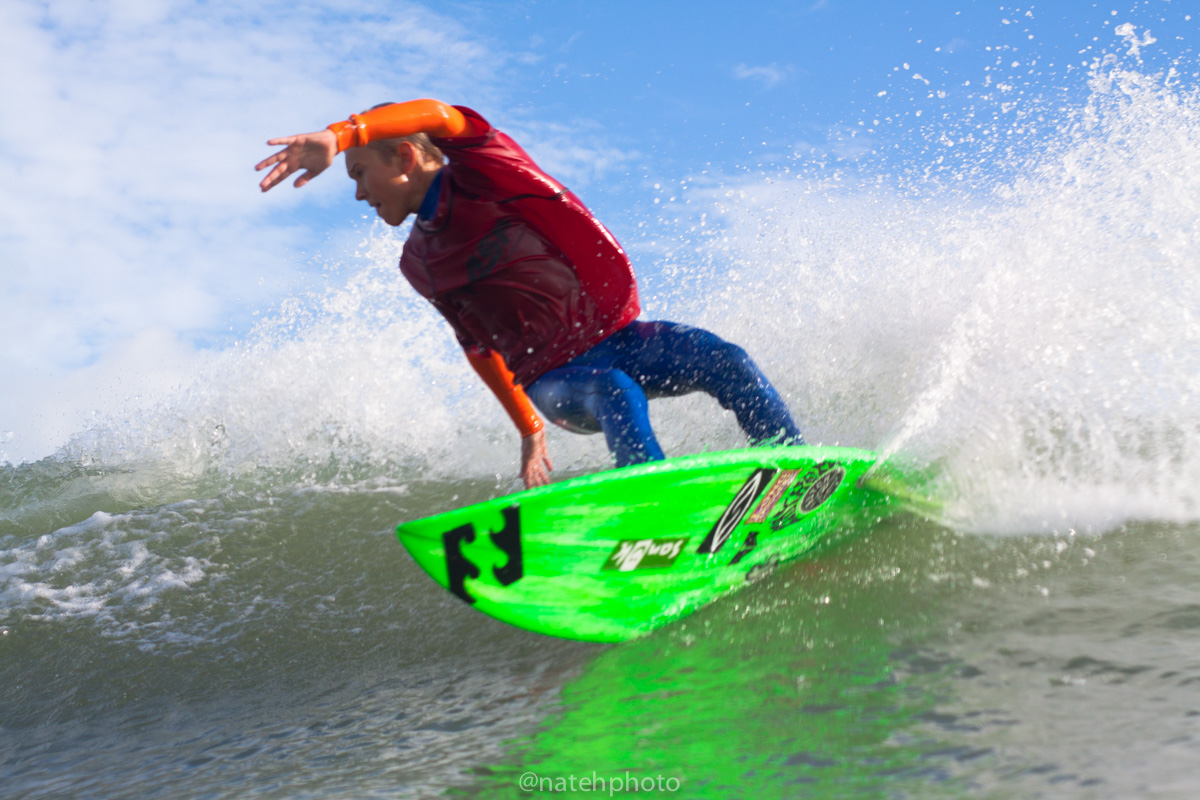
[0,0,648,464]
[0,0,505,462]
[732,62,794,90]
[0,326,212,466]
[506,118,638,189]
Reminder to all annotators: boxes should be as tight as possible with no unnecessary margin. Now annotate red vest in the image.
[399,107,640,385]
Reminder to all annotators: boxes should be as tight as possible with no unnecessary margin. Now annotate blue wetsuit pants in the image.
[525,320,803,466]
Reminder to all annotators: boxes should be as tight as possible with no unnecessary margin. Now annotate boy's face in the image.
[345,146,424,226]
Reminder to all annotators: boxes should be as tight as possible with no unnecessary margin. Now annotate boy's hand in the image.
[256,129,339,192]
[520,430,553,489]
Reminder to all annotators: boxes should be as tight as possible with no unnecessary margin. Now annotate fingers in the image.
[255,147,296,192]
[257,132,336,192]
[519,431,553,489]
[258,162,295,192]
[523,468,551,489]
[255,135,310,192]
[521,457,553,489]
[254,138,299,171]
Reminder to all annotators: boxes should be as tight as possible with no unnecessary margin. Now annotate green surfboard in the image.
[396,446,933,642]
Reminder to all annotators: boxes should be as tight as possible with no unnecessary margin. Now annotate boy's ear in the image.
[397,141,420,173]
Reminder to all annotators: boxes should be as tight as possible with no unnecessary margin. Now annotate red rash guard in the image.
[400,107,641,387]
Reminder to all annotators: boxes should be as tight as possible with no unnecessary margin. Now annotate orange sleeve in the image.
[326,99,478,153]
[464,349,544,438]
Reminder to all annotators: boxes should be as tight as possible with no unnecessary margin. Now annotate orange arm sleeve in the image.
[465,349,544,438]
[326,99,478,153]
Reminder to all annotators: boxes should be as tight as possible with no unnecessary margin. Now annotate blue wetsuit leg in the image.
[526,321,803,467]
[525,366,666,465]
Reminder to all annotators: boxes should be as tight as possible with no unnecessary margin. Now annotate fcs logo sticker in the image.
[801,467,845,513]
[603,538,688,571]
[697,469,777,555]
[768,462,846,531]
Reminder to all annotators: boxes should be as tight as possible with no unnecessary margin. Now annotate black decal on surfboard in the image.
[441,506,524,604]
[443,524,480,604]
[490,505,523,586]
[698,469,777,555]
[801,468,845,513]
[729,531,758,565]
[768,461,846,531]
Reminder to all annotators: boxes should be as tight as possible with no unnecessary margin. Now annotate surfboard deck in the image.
[395,446,935,642]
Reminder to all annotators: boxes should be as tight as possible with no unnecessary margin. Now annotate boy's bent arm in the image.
[464,348,553,488]
[465,348,543,437]
[257,99,476,192]
[327,99,480,152]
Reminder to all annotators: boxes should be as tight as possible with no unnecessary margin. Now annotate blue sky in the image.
[1,0,1196,463]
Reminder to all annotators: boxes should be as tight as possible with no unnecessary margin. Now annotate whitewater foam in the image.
[679,57,1200,532]
[10,50,1199,537]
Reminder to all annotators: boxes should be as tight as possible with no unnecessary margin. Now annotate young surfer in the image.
[256,99,802,488]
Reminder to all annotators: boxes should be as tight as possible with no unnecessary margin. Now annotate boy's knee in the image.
[598,368,640,398]
[688,328,750,365]
[707,338,757,380]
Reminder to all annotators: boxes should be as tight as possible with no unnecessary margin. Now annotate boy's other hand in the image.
[521,430,554,489]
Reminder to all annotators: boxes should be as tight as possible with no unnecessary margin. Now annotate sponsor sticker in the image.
[603,537,689,572]
[441,505,523,605]
[746,469,799,523]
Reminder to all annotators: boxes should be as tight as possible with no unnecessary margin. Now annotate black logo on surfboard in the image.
[442,505,523,604]
[768,462,845,531]
[697,469,777,555]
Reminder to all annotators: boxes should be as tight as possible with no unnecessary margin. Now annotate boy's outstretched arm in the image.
[255,99,477,192]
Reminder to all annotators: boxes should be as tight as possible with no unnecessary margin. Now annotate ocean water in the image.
[4,56,1200,799]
